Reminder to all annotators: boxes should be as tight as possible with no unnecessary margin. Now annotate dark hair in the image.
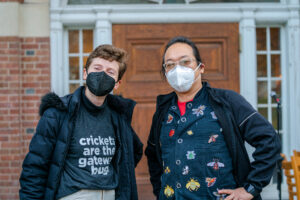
[161,36,202,77]
[85,44,128,81]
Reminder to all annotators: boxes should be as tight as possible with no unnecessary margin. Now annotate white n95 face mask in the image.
[165,64,200,92]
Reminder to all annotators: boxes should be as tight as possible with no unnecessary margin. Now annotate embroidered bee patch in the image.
[169,129,175,137]
[208,134,219,143]
[164,166,171,174]
[164,185,174,198]
[187,130,194,136]
[207,159,225,170]
[186,178,200,191]
[186,151,196,160]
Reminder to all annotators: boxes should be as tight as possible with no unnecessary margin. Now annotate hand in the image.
[218,187,254,200]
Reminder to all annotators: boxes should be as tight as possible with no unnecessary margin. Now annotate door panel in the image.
[113,23,239,200]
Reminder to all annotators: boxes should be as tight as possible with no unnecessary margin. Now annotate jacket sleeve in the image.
[19,108,60,200]
[145,112,163,198]
[227,91,281,195]
[131,126,143,167]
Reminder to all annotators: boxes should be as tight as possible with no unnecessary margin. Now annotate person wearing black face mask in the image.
[19,45,143,200]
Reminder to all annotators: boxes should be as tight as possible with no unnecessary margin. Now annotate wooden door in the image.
[112,23,239,200]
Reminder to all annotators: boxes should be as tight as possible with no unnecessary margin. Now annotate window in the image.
[256,26,282,183]
[66,29,94,93]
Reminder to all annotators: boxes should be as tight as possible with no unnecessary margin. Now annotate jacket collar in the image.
[156,82,222,107]
[39,86,136,123]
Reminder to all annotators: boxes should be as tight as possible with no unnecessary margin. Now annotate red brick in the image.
[40,44,50,49]
[21,56,39,62]
[24,38,35,43]
[0,56,8,61]
[0,43,8,49]
[36,38,49,43]
[9,56,19,62]
[0,37,18,42]
[9,42,19,49]
[21,44,38,49]
[36,50,49,56]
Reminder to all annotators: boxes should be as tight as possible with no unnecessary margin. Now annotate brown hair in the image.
[85,44,128,81]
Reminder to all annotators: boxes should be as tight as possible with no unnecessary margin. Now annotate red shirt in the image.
[177,99,193,116]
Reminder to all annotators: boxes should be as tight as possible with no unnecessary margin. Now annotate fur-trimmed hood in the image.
[39,86,136,122]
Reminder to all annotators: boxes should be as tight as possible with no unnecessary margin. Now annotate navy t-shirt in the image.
[56,89,118,199]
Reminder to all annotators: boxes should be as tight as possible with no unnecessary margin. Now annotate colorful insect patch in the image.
[192,105,206,117]
[206,177,217,187]
[208,134,219,143]
[167,114,174,124]
[164,166,171,174]
[186,178,200,191]
[187,130,194,136]
[169,129,175,137]
[207,159,225,170]
[211,111,218,120]
[186,151,196,160]
[164,185,174,198]
[213,191,227,200]
[182,166,189,175]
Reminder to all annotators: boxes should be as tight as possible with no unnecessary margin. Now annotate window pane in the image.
[257,81,268,104]
[68,30,79,53]
[83,56,89,69]
[270,28,280,50]
[69,83,80,93]
[271,80,281,103]
[257,55,267,77]
[69,57,80,80]
[83,30,93,53]
[258,107,268,120]
[271,54,281,77]
[272,107,282,130]
[256,28,266,51]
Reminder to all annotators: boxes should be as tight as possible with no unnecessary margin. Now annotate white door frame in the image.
[50,1,300,199]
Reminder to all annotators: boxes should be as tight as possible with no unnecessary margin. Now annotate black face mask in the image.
[86,71,116,96]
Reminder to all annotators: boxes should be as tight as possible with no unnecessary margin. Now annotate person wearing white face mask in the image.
[145,36,281,200]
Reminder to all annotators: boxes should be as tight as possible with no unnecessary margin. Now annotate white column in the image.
[50,13,64,96]
[94,11,112,47]
[239,9,257,108]
[286,8,300,154]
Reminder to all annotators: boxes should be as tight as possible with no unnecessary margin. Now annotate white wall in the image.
[0,1,50,37]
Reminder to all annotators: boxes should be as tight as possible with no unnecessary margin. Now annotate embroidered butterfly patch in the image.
[167,114,173,124]
[211,111,218,120]
[192,105,206,117]
[206,177,217,187]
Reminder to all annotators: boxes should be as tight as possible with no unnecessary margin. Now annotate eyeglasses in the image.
[163,58,197,71]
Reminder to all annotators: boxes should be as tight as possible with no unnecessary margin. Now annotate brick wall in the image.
[0,36,50,200]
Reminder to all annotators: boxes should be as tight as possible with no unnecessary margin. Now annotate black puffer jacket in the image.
[145,82,281,200]
[19,86,143,200]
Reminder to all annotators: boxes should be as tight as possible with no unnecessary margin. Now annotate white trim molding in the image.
[286,5,300,155]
